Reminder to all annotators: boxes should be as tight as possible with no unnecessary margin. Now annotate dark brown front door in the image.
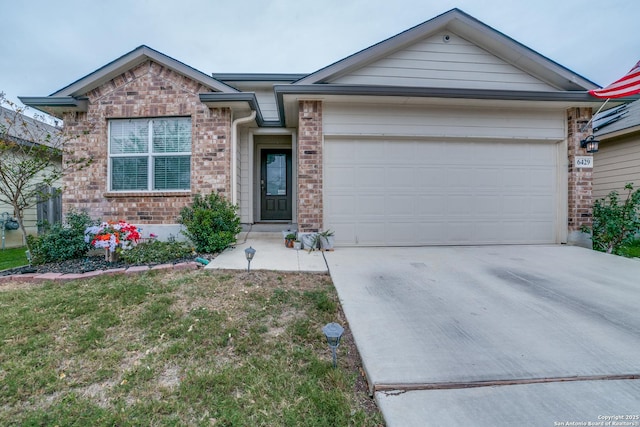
[260,149,292,220]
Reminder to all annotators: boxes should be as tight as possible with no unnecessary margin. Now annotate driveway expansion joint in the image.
[373,373,640,393]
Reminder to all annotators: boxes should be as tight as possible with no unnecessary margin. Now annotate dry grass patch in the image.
[0,269,382,426]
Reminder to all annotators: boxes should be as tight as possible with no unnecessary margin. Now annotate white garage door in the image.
[324,139,559,246]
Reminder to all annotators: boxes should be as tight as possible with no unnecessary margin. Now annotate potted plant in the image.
[284,233,297,248]
[300,232,320,252]
[318,230,335,251]
[293,240,302,250]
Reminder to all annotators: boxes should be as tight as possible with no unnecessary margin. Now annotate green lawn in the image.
[618,240,640,258]
[0,246,29,271]
[0,269,382,426]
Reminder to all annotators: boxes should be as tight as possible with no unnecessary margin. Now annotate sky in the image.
[1,0,638,113]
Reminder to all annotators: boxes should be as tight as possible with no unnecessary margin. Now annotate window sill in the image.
[104,191,191,198]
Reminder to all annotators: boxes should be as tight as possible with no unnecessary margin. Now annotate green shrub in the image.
[585,183,640,254]
[28,210,97,264]
[119,240,194,264]
[178,192,242,253]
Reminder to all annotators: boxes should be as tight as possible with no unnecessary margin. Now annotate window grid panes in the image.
[109,118,191,191]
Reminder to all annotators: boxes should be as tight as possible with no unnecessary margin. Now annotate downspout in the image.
[231,110,256,206]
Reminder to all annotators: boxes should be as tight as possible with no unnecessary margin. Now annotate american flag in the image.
[589,61,640,98]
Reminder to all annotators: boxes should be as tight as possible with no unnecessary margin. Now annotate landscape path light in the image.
[322,322,344,368]
[244,246,256,272]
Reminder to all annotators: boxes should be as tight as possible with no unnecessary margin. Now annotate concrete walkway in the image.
[205,232,328,273]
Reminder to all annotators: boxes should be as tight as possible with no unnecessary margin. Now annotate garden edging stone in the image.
[0,261,200,284]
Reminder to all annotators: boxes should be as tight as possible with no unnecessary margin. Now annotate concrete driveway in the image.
[325,245,640,426]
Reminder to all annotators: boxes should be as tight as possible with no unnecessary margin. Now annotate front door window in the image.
[266,154,287,196]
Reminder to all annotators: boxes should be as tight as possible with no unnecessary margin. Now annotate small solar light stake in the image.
[322,322,344,368]
[244,246,256,272]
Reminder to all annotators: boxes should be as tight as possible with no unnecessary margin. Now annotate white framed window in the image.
[108,117,191,191]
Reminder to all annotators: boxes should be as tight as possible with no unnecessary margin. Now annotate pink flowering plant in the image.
[84,220,142,253]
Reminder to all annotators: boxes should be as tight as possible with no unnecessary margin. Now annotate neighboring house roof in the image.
[295,8,598,91]
[593,100,640,139]
[0,105,59,148]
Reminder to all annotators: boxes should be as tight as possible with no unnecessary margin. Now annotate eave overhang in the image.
[198,93,280,127]
[277,84,603,102]
[275,84,611,127]
[18,96,88,119]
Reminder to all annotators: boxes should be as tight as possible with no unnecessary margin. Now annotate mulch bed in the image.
[0,255,198,277]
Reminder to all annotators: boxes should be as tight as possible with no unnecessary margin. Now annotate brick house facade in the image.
[62,60,232,225]
[21,9,606,246]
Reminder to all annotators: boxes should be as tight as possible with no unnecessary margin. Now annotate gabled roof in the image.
[20,45,239,117]
[51,45,238,97]
[295,8,598,91]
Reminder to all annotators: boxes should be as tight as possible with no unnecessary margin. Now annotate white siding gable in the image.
[330,31,557,91]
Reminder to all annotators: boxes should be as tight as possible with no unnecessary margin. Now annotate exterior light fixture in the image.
[580,135,599,153]
[244,246,256,272]
[322,322,344,368]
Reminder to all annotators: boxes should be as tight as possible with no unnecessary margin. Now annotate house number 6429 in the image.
[575,156,593,168]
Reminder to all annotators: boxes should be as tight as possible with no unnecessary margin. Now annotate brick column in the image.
[567,107,593,247]
[297,101,323,232]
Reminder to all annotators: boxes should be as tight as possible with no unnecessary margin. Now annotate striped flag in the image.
[589,61,640,98]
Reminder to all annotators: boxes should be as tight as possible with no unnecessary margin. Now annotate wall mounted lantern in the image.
[580,135,599,153]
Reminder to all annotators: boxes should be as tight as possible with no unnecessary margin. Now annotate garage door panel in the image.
[446,167,472,188]
[357,167,385,188]
[325,140,356,165]
[324,139,559,246]
[325,166,355,189]
[356,223,386,245]
[386,222,421,244]
[387,195,416,215]
[417,195,447,216]
[417,222,446,243]
[530,196,555,214]
[530,168,556,189]
[503,196,531,214]
[416,142,447,161]
[447,195,477,216]
[474,196,502,215]
[473,221,506,243]
[330,223,357,245]
[447,221,476,243]
[326,194,355,216]
[417,167,447,187]
[474,168,502,188]
[528,221,555,242]
[357,195,386,216]
[387,167,416,187]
